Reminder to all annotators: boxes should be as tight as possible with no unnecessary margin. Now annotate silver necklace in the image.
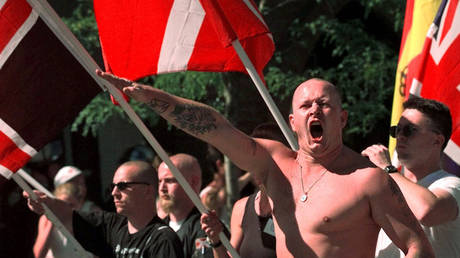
[298,162,328,202]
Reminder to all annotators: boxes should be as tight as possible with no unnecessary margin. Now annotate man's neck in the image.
[168,204,193,222]
[127,211,155,234]
[297,143,344,168]
[403,158,441,182]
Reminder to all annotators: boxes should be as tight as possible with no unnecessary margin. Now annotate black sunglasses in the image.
[110,181,150,191]
[389,124,418,138]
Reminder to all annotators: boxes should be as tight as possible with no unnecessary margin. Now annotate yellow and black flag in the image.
[389,0,442,163]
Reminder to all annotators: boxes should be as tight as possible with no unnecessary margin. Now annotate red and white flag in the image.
[405,0,460,166]
[94,0,274,81]
[0,0,100,178]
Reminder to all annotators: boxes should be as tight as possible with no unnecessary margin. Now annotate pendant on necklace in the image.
[300,194,308,202]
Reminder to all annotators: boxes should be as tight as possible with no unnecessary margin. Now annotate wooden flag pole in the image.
[232,40,298,151]
[202,0,297,150]
[26,0,238,256]
[11,172,90,258]
[17,169,54,197]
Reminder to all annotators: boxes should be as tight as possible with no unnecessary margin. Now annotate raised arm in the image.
[23,190,74,232]
[362,144,459,226]
[364,169,434,258]
[97,70,273,183]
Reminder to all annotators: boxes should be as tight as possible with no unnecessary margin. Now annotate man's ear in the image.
[341,110,348,129]
[434,133,445,148]
[216,159,223,168]
[191,175,202,192]
[289,114,296,133]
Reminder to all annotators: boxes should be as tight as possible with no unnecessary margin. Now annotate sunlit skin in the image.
[96,71,434,257]
[290,79,347,162]
[158,154,201,222]
[111,164,155,232]
[33,188,84,257]
[158,163,182,214]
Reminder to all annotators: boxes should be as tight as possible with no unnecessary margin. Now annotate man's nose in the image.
[159,181,166,192]
[111,186,120,197]
[309,103,321,116]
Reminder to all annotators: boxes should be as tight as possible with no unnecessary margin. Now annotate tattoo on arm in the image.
[148,98,170,114]
[171,103,217,135]
[388,177,419,228]
[388,177,405,204]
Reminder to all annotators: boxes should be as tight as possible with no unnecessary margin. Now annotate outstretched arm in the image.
[23,190,74,232]
[363,144,459,226]
[97,70,273,184]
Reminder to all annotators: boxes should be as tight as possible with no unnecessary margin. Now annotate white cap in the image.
[54,166,83,188]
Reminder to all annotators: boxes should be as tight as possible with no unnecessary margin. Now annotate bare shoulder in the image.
[38,214,48,226]
[254,138,296,176]
[233,196,249,215]
[231,196,250,226]
[355,166,390,194]
[38,214,52,230]
[338,147,389,192]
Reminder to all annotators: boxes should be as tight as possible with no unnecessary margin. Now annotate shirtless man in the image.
[97,70,433,257]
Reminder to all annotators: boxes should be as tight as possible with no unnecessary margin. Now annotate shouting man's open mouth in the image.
[309,121,323,142]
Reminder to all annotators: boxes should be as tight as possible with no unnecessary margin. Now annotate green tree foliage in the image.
[58,0,403,150]
[262,0,404,148]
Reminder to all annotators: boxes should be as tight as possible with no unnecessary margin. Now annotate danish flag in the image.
[94,0,274,81]
[0,0,100,178]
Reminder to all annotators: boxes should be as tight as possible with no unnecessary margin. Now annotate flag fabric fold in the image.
[0,0,100,178]
[389,0,442,162]
[404,0,460,166]
[93,0,274,81]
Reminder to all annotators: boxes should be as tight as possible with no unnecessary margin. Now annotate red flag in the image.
[0,0,100,178]
[93,0,274,81]
[405,0,460,166]
[388,0,441,163]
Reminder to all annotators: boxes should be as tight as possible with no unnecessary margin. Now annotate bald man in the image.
[158,153,213,257]
[97,70,434,257]
[24,161,183,258]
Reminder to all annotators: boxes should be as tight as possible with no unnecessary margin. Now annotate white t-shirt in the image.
[375,170,460,258]
[169,219,185,232]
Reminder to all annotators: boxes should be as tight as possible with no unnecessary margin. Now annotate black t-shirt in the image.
[73,210,184,258]
[164,209,211,258]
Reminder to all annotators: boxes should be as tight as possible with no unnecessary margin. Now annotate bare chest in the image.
[268,172,375,236]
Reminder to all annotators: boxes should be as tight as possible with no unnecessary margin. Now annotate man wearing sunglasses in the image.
[362,97,460,257]
[24,160,184,258]
[97,70,434,257]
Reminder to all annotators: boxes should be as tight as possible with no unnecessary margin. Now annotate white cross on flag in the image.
[0,0,100,178]
[94,0,274,81]
[405,0,460,166]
